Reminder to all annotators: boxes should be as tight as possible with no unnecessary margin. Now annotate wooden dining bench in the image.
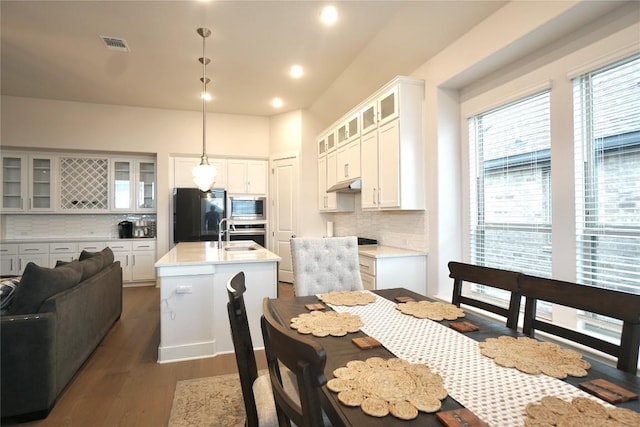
[448,261,522,330]
[519,274,640,374]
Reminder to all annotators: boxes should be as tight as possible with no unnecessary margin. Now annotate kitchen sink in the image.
[224,246,257,251]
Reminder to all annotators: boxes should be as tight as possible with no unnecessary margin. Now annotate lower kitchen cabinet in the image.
[109,240,156,284]
[358,247,427,294]
[0,243,49,276]
[0,239,155,284]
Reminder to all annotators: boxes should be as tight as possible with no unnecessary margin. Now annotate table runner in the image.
[327,292,608,426]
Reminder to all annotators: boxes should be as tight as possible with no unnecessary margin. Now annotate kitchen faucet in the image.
[218,218,235,247]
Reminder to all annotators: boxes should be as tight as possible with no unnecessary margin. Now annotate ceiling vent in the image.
[100,35,130,52]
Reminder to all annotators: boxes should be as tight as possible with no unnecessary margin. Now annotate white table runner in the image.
[327,292,607,426]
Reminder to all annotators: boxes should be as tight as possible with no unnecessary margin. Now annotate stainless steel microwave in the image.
[227,195,266,221]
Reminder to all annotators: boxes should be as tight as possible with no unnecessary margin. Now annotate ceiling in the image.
[1,1,507,117]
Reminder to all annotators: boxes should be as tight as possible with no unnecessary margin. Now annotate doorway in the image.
[270,155,298,283]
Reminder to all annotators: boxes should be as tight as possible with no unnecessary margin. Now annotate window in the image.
[468,91,552,309]
[574,55,640,339]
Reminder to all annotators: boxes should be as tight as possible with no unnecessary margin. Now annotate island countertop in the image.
[155,240,281,267]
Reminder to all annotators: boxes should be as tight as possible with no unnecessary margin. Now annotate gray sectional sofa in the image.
[0,247,123,421]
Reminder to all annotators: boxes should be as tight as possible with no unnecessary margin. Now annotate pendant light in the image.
[192,27,217,192]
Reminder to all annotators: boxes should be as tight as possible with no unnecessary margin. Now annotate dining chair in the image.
[261,298,329,427]
[290,236,363,296]
[448,261,522,330]
[227,272,297,427]
[519,274,640,374]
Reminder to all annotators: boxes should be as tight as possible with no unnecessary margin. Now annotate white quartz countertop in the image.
[358,244,427,258]
[155,241,281,267]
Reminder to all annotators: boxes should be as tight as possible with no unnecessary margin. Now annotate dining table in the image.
[265,288,640,427]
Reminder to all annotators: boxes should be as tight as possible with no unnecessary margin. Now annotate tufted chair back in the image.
[290,236,364,296]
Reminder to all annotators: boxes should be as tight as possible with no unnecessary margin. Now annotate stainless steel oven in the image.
[227,195,266,222]
[228,223,266,247]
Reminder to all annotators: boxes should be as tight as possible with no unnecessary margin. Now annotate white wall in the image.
[1,96,270,257]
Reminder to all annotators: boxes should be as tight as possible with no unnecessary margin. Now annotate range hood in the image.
[327,178,361,193]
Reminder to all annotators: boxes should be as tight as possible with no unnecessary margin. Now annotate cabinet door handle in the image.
[372,188,377,205]
[10,259,14,270]
[18,259,22,271]
[132,255,136,266]
[359,263,370,271]
[125,255,129,266]
[23,248,39,252]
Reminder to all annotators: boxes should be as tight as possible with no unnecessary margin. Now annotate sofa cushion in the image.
[78,256,103,281]
[7,261,82,315]
[79,247,114,266]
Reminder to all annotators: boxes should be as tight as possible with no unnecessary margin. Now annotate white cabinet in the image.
[337,113,360,147]
[131,240,156,282]
[109,241,132,282]
[318,153,354,212]
[78,242,106,253]
[108,240,156,283]
[14,244,49,275]
[1,153,55,212]
[48,242,78,267]
[173,157,227,189]
[111,158,156,212]
[227,159,267,195]
[358,251,427,294]
[0,244,19,276]
[336,140,360,183]
[360,78,424,211]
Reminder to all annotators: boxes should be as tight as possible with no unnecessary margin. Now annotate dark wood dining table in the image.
[265,288,640,427]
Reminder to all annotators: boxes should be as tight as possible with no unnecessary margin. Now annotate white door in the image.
[270,155,298,283]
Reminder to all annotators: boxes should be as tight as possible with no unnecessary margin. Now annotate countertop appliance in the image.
[227,195,266,222]
[118,221,133,238]
[173,187,226,242]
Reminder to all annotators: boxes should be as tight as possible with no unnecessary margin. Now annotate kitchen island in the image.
[154,240,281,363]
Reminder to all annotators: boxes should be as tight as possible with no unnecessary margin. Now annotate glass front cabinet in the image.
[1,153,54,212]
[111,158,156,212]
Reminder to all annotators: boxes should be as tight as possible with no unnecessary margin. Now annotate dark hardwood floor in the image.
[4,282,295,426]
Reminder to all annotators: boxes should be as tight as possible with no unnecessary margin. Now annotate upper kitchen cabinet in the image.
[59,155,109,212]
[318,152,354,212]
[1,152,55,212]
[316,76,425,212]
[337,113,360,147]
[110,158,156,213]
[360,86,399,135]
[173,156,227,189]
[317,130,337,158]
[227,159,267,195]
[360,77,424,210]
[336,139,361,183]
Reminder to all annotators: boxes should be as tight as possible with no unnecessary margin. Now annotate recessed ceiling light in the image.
[272,98,283,108]
[320,5,338,26]
[290,65,304,79]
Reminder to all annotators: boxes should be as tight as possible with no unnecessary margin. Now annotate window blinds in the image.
[574,55,640,296]
[468,91,552,278]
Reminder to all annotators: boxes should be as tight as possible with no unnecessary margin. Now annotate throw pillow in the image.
[79,247,114,266]
[78,256,103,281]
[0,277,21,312]
[7,261,82,315]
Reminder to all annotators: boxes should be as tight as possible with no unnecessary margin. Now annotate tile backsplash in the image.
[328,198,428,251]
[2,214,156,240]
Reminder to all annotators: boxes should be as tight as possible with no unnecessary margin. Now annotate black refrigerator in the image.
[173,188,226,242]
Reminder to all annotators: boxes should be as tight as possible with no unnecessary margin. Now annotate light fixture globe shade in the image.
[192,162,217,192]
